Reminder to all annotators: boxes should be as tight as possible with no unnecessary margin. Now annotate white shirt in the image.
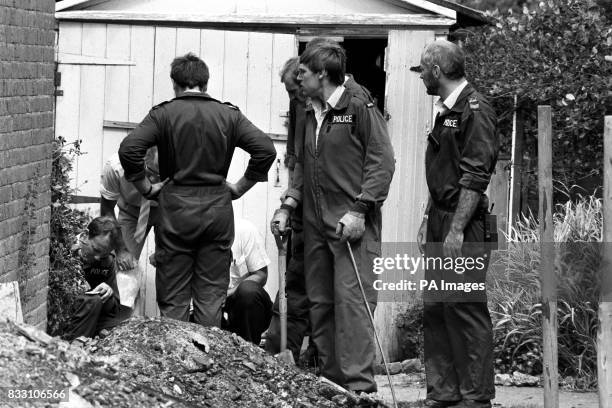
[229,218,271,290]
[99,153,144,217]
[434,80,468,117]
[312,85,346,144]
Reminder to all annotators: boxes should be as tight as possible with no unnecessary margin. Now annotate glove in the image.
[336,211,366,242]
[270,207,291,235]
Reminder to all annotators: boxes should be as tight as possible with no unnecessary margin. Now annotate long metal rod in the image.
[346,242,399,408]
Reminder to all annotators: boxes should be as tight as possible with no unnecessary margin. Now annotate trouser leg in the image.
[423,205,494,402]
[192,239,231,327]
[155,247,193,321]
[226,280,273,344]
[330,237,378,393]
[449,214,494,401]
[445,302,495,400]
[66,294,118,340]
[304,226,342,384]
[424,301,462,401]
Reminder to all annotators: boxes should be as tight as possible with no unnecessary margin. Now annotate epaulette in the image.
[223,101,240,110]
[468,96,480,111]
[151,100,171,110]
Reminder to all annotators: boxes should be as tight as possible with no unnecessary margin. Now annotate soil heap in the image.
[0,317,387,407]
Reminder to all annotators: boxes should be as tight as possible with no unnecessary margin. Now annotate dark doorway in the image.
[298,38,388,112]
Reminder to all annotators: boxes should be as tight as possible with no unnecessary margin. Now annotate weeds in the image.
[47,137,90,336]
[491,194,602,389]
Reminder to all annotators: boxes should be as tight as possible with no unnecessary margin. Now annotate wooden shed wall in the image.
[55,22,296,305]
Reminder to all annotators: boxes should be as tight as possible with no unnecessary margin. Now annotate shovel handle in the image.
[273,226,291,253]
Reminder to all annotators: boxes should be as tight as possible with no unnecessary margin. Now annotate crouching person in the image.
[65,216,125,340]
[222,218,273,344]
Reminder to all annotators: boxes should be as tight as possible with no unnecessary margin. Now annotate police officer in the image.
[265,57,311,362]
[267,53,378,364]
[119,53,276,327]
[411,40,499,408]
[65,216,124,340]
[271,40,395,393]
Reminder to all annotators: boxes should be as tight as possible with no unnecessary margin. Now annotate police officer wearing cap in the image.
[411,40,499,408]
[119,53,276,327]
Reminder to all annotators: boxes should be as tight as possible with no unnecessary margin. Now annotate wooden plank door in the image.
[374,29,435,362]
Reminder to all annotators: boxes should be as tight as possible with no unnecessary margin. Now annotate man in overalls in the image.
[119,53,276,327]
[272,40,395,393]
[412,40,499,408]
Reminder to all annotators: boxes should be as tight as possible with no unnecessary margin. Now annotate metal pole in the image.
[346,242,399,408]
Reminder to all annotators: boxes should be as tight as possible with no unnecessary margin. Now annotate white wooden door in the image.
[373,29,436,362]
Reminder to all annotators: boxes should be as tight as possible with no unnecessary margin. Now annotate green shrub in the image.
[462,0,611,200]
[395,300,424,361]
[47,137,91,337]
[490,194,602,389]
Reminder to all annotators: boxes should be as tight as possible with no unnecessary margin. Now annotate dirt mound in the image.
[0,318,387,407]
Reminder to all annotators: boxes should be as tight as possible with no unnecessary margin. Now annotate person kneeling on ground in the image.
[222,218,273,344]
[65,216,126,340]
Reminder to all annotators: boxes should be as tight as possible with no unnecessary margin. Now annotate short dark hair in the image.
[170,53,209,89]
[422,41,465,80]
[87,216,121,241]
[280,57,299,84]
[299,40,346,86]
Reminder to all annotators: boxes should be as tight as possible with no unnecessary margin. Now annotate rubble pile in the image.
[0,318,388,407]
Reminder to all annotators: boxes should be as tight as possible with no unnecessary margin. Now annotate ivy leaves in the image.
[462,0,611,190]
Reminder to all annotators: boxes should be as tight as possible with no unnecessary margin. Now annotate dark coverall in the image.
[287,88,395,392]
[66,254,121,340]
[119,92,276,327]
[266,76,378,362]
[424,83,499,403]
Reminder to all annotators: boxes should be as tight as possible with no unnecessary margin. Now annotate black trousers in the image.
[155,184,233,327]
[423,205,495,402]
[265,224,311,361]
[224,280,273,345]
[65,294,120,340]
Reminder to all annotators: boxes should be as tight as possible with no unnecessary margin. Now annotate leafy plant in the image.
[461,0,611,203]
[490,194,602,389]
[47,136,90,336]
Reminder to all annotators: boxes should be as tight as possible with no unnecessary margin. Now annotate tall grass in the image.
[490,195,602,389]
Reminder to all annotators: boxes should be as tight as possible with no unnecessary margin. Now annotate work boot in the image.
[450,400,492,408]
[422,399,460,408]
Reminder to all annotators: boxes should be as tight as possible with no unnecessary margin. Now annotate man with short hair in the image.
[271,40,395,393]
[119,53,276,327]
[65,216,124,340]
[100,147,160,259]
[412,40,499,408]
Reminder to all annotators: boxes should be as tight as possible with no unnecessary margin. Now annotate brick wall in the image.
[0,0,55,329]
